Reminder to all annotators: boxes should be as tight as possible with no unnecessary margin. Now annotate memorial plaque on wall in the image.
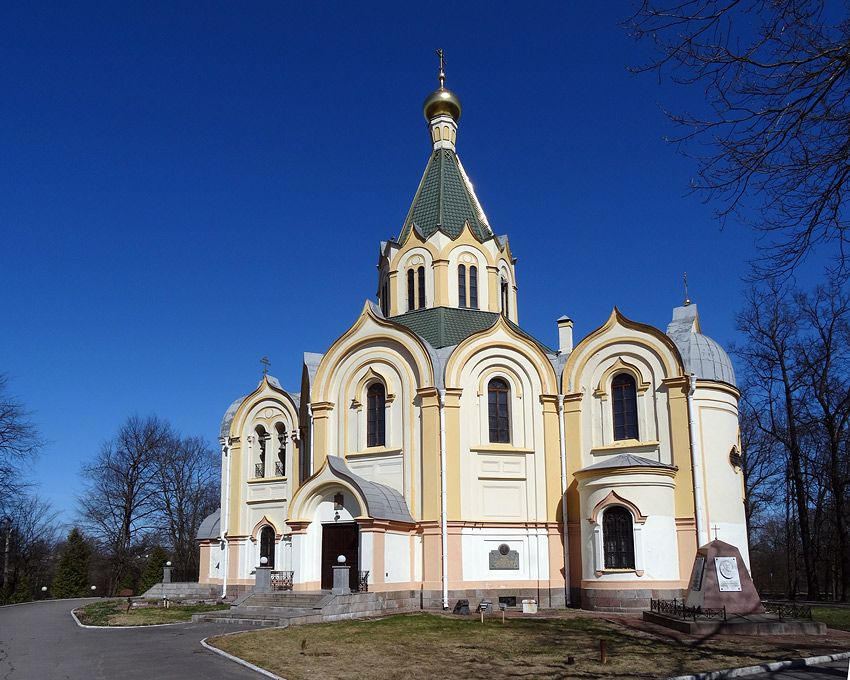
[714,556,742,592]
[689,556,705,592]
[489,543,520,570]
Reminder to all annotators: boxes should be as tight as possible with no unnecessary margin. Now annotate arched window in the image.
[274,423,287,477]
[458,263,478,309]
[259,526,275,569]
[380,277,390,316]
[254,425,268,478]
[458,264,467,307]
[611,373,638,440]
[603,507,635,569]
[407,269,415,311]
[500,277,509,317]
[367,382,386,447]
[417,266,426,309]
[487,378,510,443]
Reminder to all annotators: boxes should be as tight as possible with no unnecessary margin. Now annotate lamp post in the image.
[1,516,11,590]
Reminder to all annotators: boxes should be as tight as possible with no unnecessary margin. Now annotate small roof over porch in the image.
[288,455,415,525]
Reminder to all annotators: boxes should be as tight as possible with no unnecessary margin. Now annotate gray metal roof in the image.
[666,304,736,387]
[196,509,221,540]
[579,453,676,472]
[219,396,247,441]
[326,456,415,524]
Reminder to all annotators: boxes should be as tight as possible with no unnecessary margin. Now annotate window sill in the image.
[247,476,288,484]
[347,446,403,458]
[594,568,644,577]
[591,440,659,455]
[471,444,534,454]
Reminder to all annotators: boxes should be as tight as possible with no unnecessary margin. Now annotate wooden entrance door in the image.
[321,523,359,590]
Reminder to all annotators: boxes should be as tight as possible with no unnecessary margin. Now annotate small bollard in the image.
[599,639,607,664]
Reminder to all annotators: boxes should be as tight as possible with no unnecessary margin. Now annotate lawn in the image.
[208,612,848,680]
[75,599,229,626]
[813,606,850,631]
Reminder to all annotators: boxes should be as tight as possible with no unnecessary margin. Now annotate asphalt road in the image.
[0,598,264,680]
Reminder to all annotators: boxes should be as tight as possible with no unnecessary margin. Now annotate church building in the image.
[197,60,747,611]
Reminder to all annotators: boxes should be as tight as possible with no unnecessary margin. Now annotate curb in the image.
[200,629,288,680]
[665,650,850,680]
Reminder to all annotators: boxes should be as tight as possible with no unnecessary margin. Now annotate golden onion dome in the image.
[423,87,462,122]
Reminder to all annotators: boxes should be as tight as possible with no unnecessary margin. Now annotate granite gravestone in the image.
[685,540,764,614]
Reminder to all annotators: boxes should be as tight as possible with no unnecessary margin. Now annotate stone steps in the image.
[194,589,420,627]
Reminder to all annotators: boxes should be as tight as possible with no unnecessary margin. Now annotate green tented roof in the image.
[388,307,553,354]
[398,149,492,243]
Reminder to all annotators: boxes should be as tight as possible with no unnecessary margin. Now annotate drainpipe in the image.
[220,439,232,599]
[558,396,571,606]
[438,389,449,609]
[687,376,708,547]
[307,403,314,476]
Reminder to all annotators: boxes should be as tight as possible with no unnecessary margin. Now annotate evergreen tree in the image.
[53,528,91,598]
[138,546,168,595]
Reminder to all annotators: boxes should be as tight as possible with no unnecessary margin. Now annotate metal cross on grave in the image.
[260,356,271,376]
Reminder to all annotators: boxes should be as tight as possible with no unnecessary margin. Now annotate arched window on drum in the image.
[602,506,635,569]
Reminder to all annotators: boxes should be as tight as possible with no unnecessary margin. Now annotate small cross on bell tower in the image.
[260,356,271,377]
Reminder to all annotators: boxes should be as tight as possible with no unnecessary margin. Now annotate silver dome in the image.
[666,304,736,387]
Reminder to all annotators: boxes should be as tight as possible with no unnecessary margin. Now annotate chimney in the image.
[557,316,573,354]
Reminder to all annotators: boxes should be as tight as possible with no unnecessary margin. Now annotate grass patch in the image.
[208,611,848,680]
[813,606,850,631]
[75,599,229,626]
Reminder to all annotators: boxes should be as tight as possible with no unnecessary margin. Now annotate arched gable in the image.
[225,375,300,442]
[445,315,557,394]
[562,307,684,395]
[312,301,435,402]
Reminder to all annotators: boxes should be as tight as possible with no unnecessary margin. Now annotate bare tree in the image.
[795,282,850,599]
[735,281,820,598]
[78,415,173,593]
[152,435,218,580]
[0,494,58,603]
[629,1,850,276]
[738,401,784,540]
[0,374,42,513]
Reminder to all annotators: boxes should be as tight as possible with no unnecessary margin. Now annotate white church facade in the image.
[197,64,748,611]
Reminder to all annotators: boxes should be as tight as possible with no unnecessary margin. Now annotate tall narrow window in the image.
[259,526,276,569]
[367,383,386,447]
[275,423,287,477]
[500,277,509,317]
[469,265,478,309]
[380,278,390,316]
[487,378,510,443]
[611,373,638,440]
[417,266,426,309]
[458,264,467,307]
[603,507,635,569]
[254,426,268,478]
[407,269,415,311]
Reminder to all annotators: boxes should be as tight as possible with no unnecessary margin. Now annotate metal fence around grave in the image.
[650,598,727,621]
[762,601,813,620]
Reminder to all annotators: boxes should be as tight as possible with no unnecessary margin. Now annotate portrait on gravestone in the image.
[714,556,742,592]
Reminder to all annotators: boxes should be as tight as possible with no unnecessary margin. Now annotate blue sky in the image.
[1,2,829,522]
